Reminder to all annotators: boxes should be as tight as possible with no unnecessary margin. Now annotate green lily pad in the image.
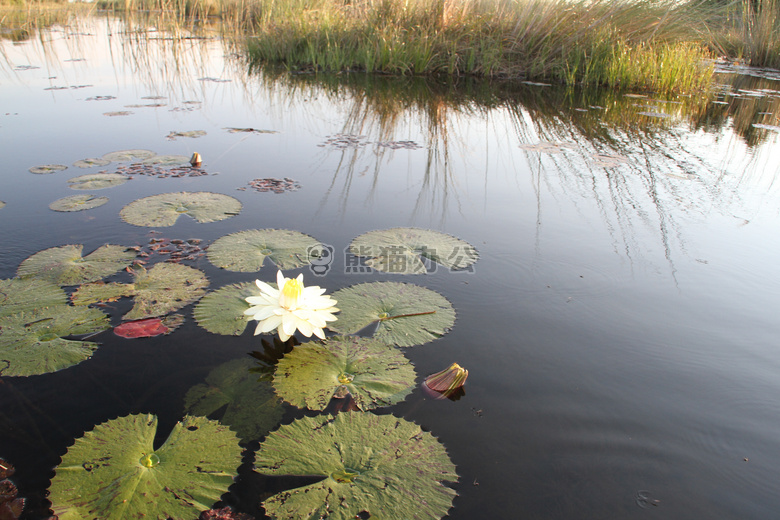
[102,149,156,162]
[49,194,109,212]
[273,336,416,411]
[17,244,137,285]
[255,412,457,520]
[67,173,128,190]
[192,281,255,336]
[72,263,208,320]
[328,282,455,347]
[207,229,322,272]
[73,158,111,168]
[0,280,102,377]
[119,192,242,227]
[184,357,284,442]
[142,155,191,166]
[29,164,67,174]
[48,414,242,520]
[0,278,67,317]
[349,228,478,274]
[166,130,206,140]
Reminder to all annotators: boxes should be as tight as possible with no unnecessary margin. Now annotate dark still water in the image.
[2,14,780,520]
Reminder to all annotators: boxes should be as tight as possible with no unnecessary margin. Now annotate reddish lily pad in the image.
[113,314,185,338]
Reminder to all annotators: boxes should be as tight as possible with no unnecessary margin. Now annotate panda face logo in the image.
[307,244,334,276]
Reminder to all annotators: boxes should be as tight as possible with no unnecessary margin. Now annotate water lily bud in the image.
[190,152,202,167]
[423,362,468,397]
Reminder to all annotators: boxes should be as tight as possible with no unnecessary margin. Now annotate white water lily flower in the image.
[244,270,339,341]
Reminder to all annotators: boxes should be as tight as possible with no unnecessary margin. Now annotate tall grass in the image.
[712,0,780,68]
[96,0,717,93]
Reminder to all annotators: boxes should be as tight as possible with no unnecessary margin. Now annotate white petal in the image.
[249,305,278,321]
[277,328,291,342]
[260,314,283,333]
[297,319,314,337]
[255,279,278,296]
[303,286,326,298]
[296,273,304,284]
[312,327,326,339]
[281,312,299,336]
[276,270,286,288]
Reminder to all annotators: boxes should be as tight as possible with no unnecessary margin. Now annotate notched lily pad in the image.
[207,229,322,272]
[29,164,67,174]
[255,412,457,520]
[49,194,109,212]
[193,281,255,336]
[73,158,111,168]
[102,149,156,162]
[0,278,67,317]
[349,227,478,274]
[67,173,128,190]
[72,263,208,320]
[17,244,137,285]
[328,282,456,347]
[184,357,284,442]
[120,192,242,227]
[48,414,242,520]
[0,295,109,377]
[273,336,416,411]
[142,155,191,166]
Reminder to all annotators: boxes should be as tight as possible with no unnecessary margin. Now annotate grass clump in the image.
[712,0,780,68]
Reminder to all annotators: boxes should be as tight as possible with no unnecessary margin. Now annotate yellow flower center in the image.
[280,278,303,309]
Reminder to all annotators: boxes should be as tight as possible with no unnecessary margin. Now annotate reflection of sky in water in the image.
[3,15,780,520]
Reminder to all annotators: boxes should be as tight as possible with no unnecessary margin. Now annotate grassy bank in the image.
[96,0,718,93]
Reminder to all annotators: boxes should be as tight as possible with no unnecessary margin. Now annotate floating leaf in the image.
[102,149,156,162]
[17,245,137,285]
[207,229,321,272]
[273,336,415,411]
[193,281,255,336]
[422,362,468,400]
[0,278,67,317]
[255,412,457,520]
[349,228,478,274]
[73,158,111,168]
[184,357,284,442]
[49,194,109,212]
[103,111,133,117]
[48,414,242,520]
[225,127,278,134]
[166,131,206,140]
[0,201,6,209]
[120,192,242,227]
[67,173,128,190]
[113,314,184,338]
[72,263,208,320]
[328,282,455,347]
[29,164,67,174]
[0,303,109,377]
[638,111,672,119]
[518,141,576,153]
[142,155,191,166]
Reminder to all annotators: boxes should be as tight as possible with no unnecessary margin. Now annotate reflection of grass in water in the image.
[0,1,95,42]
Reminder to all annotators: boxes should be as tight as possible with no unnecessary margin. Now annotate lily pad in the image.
[328,282,456,347]
[17,244,137,285]
[166,131,206,140]
[255,412,457,520]
[142,155,190,166]
[0,201,6,209]
[113,314,184,338]
[273,336,416,411]
[67,173,128,190]
[0,278,67,317]
[72,263,208,320]
[102,149,156,162]
[0,302,109,377]
[193,281,256,336]
[73,158,111,168]
[49,194,109,212]
[184,357,284,442]
[349,228,478,274]
[29,164,67,174]
[48,414,242,520]
[120,192,242,227]
[207,229,322,272]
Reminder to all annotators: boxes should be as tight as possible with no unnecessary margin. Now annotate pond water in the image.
[2,13,780,520]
